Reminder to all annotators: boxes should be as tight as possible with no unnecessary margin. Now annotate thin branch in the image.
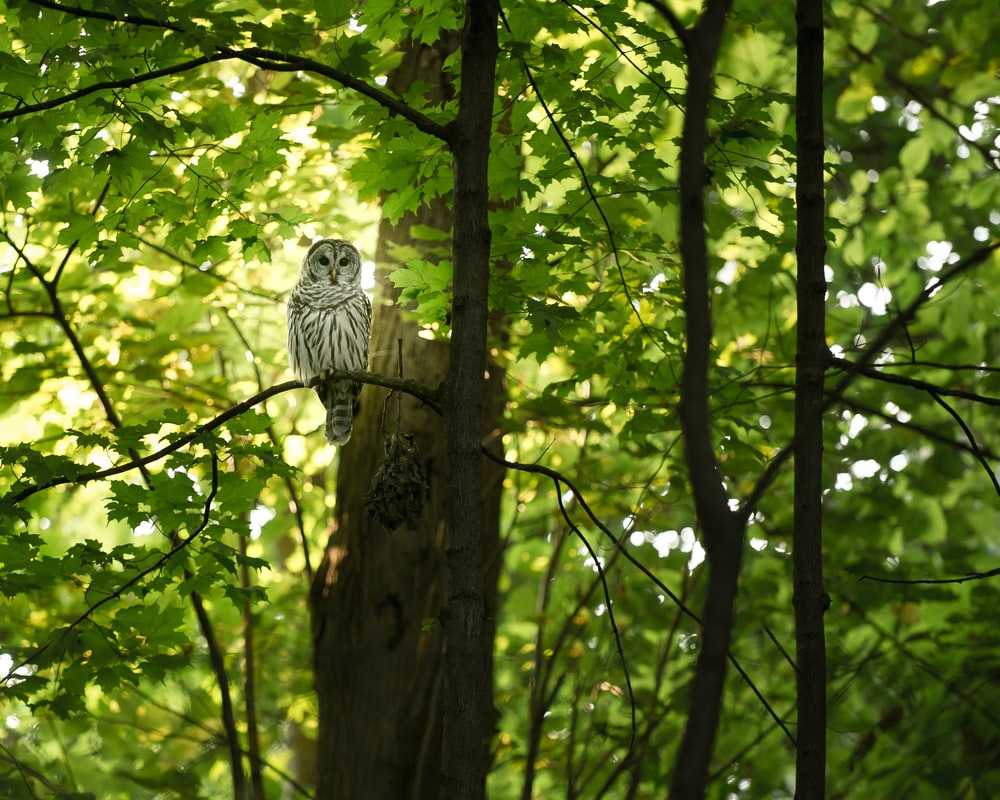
[485,449,795,747]
[873,360,1000,374]
[0,236,123,429]
[556,480,637,751]
[831,357,1000,407]
[2,456,221,681]
[740,239,1000,522]
[2,25,449,142]
[640,0,691,49]
[927,390,1000,497]
[6,381,289,505]
[0,53,231,122]
[26,0,185,30]
[0,741,45,799]
[192,573,246,799]
[844,40,1000,170]
[844,597,1000,731]
[219,48,451,142]
[562,1,677,96]
[53,178,111,287]
[500,7,671,359]
[860,566,1000,585]
[5,372,438,507]
[835,395,1000,462]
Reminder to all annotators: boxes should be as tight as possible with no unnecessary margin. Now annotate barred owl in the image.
[287,239,372,445]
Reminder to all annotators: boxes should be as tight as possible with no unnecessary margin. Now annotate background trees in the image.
[1,0,998,798]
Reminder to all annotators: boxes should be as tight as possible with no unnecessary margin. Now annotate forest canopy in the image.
[0,0,998,798]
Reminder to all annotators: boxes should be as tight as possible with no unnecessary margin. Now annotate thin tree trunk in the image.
[440,1,501,798]
[793,0,829,796]
[665,3,741,798]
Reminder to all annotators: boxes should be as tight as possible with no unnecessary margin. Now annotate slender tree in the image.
[793,0,829,796]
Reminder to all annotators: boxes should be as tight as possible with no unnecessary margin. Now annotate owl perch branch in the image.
[305,370,442,413]
[6,372,439,507]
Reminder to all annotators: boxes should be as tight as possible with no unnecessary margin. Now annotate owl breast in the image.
[287,285,370,382]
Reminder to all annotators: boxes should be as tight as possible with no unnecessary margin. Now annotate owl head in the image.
[301,239,362,286]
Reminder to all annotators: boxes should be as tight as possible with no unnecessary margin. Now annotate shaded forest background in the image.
[0,0,998,798]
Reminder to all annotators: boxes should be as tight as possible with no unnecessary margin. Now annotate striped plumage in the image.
[287,239,372,445]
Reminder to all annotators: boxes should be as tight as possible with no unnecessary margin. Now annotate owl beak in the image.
[330,269,338,282]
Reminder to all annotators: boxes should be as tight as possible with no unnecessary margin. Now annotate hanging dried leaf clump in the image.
[364,433,428,533]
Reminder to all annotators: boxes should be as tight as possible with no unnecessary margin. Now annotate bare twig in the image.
[861,567,1000,585]
[740,239,1000,522]
[556,480,637,751]
[928,391,1000,496]
[831,357,1000,407]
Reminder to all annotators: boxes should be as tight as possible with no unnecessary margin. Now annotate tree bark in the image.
[665,3,741,799]
[440,1,501,798]
[793,0,828,796]
[308,31,504,800]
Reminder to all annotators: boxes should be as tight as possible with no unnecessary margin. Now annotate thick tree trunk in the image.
[308,35,504,800]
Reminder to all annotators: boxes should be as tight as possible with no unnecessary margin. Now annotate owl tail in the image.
[319,382,356,445]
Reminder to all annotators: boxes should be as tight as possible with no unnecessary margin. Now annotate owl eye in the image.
[339,256,350,267]
[318,256,330,266]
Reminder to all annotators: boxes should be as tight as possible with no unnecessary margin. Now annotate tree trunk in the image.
[793,0,828,796]
[308,35,504,800]
[440,1,501,798]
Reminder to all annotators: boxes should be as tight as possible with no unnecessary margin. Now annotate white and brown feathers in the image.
[287,239,372,445]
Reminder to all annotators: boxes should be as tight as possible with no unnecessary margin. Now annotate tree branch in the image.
[0,54,230,122]
[830,357,1000,407]
[219,48,452,141]
[740,239,1000,522]
[500,7,670,358]
[555,481,637,749]
[482,449,795,748]
[3,361,794,752]
[927,390,1000,497]
[640,0,691,49]
[2,456,221,680]
[26,0,185,30]
[6,372,439,507]
[861,566,1000,585]
[3,13,451,141]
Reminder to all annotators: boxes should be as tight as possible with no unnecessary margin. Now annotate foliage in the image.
[0,0,998,797]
